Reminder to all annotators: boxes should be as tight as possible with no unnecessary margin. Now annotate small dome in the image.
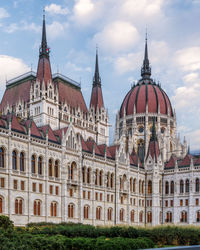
[120,79,173,118]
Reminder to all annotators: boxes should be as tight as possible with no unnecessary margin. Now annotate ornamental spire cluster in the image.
[141,32,151,79]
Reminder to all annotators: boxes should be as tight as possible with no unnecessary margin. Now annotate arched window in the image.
[111,173,114,188]
[147,211,152,223]
[0,148,5,168]
[180,180,184,193]
[165,181,169,195]
[166,211,172,223]
[130,210,135,222]
[185,179,190,193]
[133,179,136,193]
[107,208,112,221]
[107,172,110,188]
[196,211,200,222]
[119,209,124,222]
[130,178,133,192]
[87,168,91,184]
[50,202,57,217]
[142,181,144,194]
[15,198,23,214]
[180,211,187,223]
[83,205,89,219]
[0,197,3,213]
[96,207,101,220]
[196,178,200,192]
[139,211,143,223]
[12,150,17,170]
[139,180,142,194]
[99,170,103,186]
[38,156,43,175]
[95,169,98,185]
[71,162,76,180]
[19,152,25,172]
[68,203,74,218]
[148,180,152,194]
[170,181,174,194]
[54,160,59,178]
[82,167,86,183]
[33,200,41,216]
[49,159,53,177]
[31,155,36,174]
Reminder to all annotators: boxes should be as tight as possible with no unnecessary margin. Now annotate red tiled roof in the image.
[36,56,52,87]
[58,81,88,113]
[54,127,68,141]
[81,138,90,152]
[107,145,119,160]
[165,155,177,169]
[147,140,160,163]
[39,125,58,143]
[23,120,43,138]
[90,85,104,111]
[194,156,200,166]
[178,154,192,167]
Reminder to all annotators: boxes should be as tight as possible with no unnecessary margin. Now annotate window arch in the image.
[180,211,187,223]
[87,168,91,184]
[142,180,144,194]
[147,211,152,223]
[130,210,135,223]
[107,207,112,221]
[20,152,25,172]
[12,150,17,170]
[0,197,3,213]
[99,170,103,186]
[165,181,169,195]
[31,155,36,174]
[139,180,142,194]
[83,205,89,219]
[111,173,114,188]
[196,178,199,192]
[82,167,86,183]
[49,159,53,177]
[196,211,200,222]
[38,156,43,175]
[180,180,184,193]
[130,178,133,192]
[50,202,57,217]
[139,211,143,223]
[95,169,99,185]
[34,200,41,216]
[133,179,136,193]
[54,160,59,178]
[15,198,23,214]
[70,162,76,180]
[0,147,5,168]
[96,206,101,220]
[185,179,189,193]
[170,181,174,194]
[148,180,152,194]
[166,211,172,223]
[119,208,124,222]
[68,203,74,218]
[107,172,110,188]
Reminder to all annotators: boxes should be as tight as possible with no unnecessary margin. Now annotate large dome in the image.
[120,79,173,118]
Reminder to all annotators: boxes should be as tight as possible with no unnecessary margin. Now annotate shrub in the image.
[0,216,14,230]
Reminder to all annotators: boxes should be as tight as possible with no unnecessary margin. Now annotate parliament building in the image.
[0,15,199,226]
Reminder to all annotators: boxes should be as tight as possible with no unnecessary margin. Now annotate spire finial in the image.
[141,30,151,79]
[39,10,50,57]
[93,46,101,86]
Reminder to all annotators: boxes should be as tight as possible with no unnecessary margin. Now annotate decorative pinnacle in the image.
[141,31,151,79]
[39,10,50,57]
[93,46,101,86]
[150,118,157,141]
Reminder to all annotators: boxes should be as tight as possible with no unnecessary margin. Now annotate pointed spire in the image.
[150,118,157,141]
[40,10,50,58]
[93,46,101,86]
[141,31,151,79]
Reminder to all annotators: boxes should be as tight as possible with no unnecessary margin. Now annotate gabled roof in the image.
[107,145,119,160]
[165,155,177,169]
[129,150,142,167]
[146,140,160,163]
[22,120,43,138]
[178,154,192,168]
[194,156,200,166]
[39,125,58,143]
[54,127,68,142]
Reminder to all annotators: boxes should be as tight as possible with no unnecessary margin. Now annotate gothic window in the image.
[147,211,152,223]
[95,169,99,185]
[87,168,91,184]
[196,211,200,222]
[180,211,187,223]
[142,180,144,194]
[119,209,124,222]
[139,211,143,223]
[180,180,184,193]
[166,211,172,223]
[170,181,174,194]
[165,181,169,195]
[49,159,53,177]
[82,167,86,183]
[71,162,76,180]
[20,152,25,172]
[133,179,136,193]
[38,156,43,175]
[54,160,59,178]
[96,207,101,220]
[185,179,190,193]
[107,208,112,221]
[31,155,36,174]
[138,139,145,162]
[107,172,110,188]
[12,150,17,170]
[130,178,133,192]
[33,200,41,216]
[50,202,57,217]
[15,198,23,214]
[111,173,114,188]
[0,148,5,168]
[139,180,142,194]
[68,203,74,218]
[130,210,135,222]
[148,180,152,194]
[196,178,199,192]
[83,205,89,219]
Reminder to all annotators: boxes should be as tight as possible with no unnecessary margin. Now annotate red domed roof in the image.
[120,81,173,118]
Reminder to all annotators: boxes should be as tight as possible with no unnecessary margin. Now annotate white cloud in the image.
[45,4,69,15]
[47,21,69,39]
[74,0,94,19]
[175,46,200,72]
[6,21,40,33]
[93,21,139,53]
[0,8,9,19]
[66,61,91,72]
[0,55,29,87]
[185,129,200,151]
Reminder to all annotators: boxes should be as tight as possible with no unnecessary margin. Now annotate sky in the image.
[0,0,199,151]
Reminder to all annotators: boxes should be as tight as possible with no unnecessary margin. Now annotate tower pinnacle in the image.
[93,47,101,86]
[39,11,50,57]
[141,32,151,79]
